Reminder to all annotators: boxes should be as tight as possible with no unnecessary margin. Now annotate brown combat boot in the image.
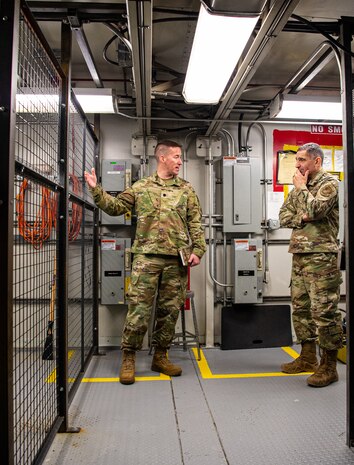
[307,349,339,387]
[281,341,319,374]
[119,349,136,385]
[151,347,182,376]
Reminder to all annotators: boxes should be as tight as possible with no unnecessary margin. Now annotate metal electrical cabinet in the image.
[100,159,132,225]
[222,157,263,234]
[101,238,131,305]
[233,238,263,304]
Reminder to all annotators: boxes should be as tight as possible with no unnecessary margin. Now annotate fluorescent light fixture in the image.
[182,5,259,104]
[73,88,117,113]
[16,92,59,114]
[16,88,117,114]
[276,94,342,121]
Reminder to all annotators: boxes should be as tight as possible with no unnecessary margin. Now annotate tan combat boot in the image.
[119,349,136,385]
[151,347,182,376]
[307,349,339,387]
[281,341,319,374]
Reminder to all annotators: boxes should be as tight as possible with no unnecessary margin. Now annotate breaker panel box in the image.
[101,237,131,305]
[100,159,132,225]
[233,238,263,304]
[222,157,263,234]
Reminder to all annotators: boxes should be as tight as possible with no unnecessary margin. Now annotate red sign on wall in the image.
[273,129,343,192]
[310,125,342,135]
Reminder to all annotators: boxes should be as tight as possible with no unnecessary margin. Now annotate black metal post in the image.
[340,17,354,448]
[57,20,79,434]
[0,1,20,463]
[81,124,87,370]
[93,114,100,354]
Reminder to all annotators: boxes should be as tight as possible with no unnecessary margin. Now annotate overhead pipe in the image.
[103,22,133,53]
[245,122,270,283]
[183,130,200,180]
[207,141,233,289]
[116,108,343,125]
[280,40,340,94]
[126,0,152,135]
[219,128,235,155]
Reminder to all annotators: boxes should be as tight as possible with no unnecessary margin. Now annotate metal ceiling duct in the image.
[126,0,153,135]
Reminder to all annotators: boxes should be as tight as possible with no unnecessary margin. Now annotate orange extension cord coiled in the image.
[68,174,82,242]
[16,175,83,246]
[16,178,57,249]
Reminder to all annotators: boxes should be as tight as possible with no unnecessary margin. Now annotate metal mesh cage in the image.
[16,15,60,183]
[14,13,61,465]
[12,9,98,465]
[13,178,58,465]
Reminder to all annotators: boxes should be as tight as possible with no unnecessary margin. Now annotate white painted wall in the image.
[95,115,344,347]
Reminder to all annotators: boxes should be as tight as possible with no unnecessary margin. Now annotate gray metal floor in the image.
[43,346,354,465]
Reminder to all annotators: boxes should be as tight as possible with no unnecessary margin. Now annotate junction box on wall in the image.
[222,156,263,234]
[100,237,131,305]
[100,159,133,225]
[233,238,263,304]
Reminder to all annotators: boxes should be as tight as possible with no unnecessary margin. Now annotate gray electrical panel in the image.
[101,237,131,305]
[222,157,262,234]
[101,159,132,225]
[233,238,263,304]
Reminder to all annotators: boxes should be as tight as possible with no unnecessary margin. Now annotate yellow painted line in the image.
[46,371,57,383]
[45,350,76,383]
[47,346,310,383]
[81,373,170,383]
[192,347,311,379]
[192,347,214,378]
[47,350,171,384]
[281,346,300,359]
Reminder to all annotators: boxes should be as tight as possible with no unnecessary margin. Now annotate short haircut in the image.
[297,142,324,163]
[155,140,182,161]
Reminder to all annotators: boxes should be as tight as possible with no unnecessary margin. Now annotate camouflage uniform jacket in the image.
[279,168,339,253]
[90,172,206,258]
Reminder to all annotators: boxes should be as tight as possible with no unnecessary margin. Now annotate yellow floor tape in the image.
[192,347,312,379]
[46,346,311,383]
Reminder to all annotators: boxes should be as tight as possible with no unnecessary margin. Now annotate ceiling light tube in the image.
[16,88,117,114]
[182,5,259,104]
[275,94,342,121]
[73,88,117,113]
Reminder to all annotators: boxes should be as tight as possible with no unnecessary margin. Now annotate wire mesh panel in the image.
[68,212,83,386]
[83,208,95,359]
[68,100,85,201]
[13,178,58,465]
[66,98,96,390]
[9,6,99,464]
[84,121,97,206]
[13,12,61,465]
[13,7,97,465]
[16,13,60,182]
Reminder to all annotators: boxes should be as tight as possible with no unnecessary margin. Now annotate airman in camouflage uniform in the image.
[279,142,343,387]
[85,140,206,384]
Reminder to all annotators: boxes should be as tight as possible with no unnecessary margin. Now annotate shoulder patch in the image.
[317,183,336,200]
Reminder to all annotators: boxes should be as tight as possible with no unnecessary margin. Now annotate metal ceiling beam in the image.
[27,1,125,22]
[288,48,334,94]
[67,12,103,88]
[205,0,301,136]
[127,0,153,135]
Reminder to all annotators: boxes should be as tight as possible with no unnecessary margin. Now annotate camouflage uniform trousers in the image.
[291,252,343,350]
[121,253,188,351]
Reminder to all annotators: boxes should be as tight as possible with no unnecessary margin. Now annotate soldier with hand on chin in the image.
[279,142,343,388]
